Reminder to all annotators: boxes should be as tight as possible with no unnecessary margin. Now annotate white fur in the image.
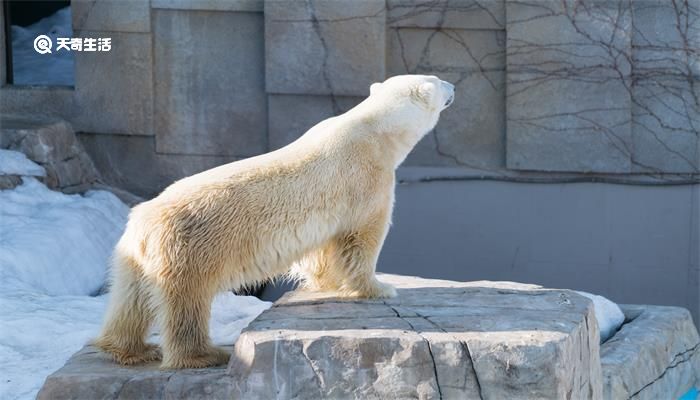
[95,75,455,369]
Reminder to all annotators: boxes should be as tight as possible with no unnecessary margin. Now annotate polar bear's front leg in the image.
[335,210,397,299]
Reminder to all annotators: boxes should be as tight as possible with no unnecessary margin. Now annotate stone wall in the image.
[1,0,697,196]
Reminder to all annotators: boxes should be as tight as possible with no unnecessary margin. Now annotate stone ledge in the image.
[37,275,700,399]
[233,275,601,399]
[601,305,700,399]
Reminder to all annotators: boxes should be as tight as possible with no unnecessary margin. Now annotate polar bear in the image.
[95,74,455,369]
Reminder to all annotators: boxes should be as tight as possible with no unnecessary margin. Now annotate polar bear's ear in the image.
[411,82,437,107]
[369,82,382,95]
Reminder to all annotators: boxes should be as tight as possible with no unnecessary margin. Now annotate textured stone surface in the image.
[265,0,386,96]
[151,0,263,12]
[388,28,506,168]
[268,94,362,150]
[630,1,700,173]
[73,31,154,136]
[78,132,238,198]
[231,275,602,399]
[601,305,700,400]
[153,10,267,156]
[37,275,700,399]
[1,115,99,191]
[72,0,151,33]
[36,345,236,400]
[506,0,633,173]
[0,87,75,121]
[388,0,505,30]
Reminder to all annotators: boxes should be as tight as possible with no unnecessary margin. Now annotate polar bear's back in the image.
[126,149,352,286]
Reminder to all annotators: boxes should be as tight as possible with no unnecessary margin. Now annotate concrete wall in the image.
[1,1,698,324]
[380,173,699,328]
[2,0,697,191]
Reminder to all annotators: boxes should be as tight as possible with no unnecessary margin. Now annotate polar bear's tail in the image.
[93,240,160,365]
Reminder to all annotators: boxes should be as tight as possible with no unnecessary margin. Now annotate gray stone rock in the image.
[1,115,100,191]
[78,132,239,198]
[388,28,506,169]
[231,274,602,399]
[0,175,22,190]
[630,1,700,173]
[36,275,700,399]
[601,305,700,400]
[73,31,154,136]
[505,0,633,173]
[37,345,236,400]
[387,0,505,30]
[72,0,151,33]
[268,94,362,150]
[153,10,267,156]
[265,0,386,96]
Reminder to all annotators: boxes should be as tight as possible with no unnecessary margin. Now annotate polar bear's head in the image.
[359,75,454,157]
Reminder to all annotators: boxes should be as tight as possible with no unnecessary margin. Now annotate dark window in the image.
[5,0,74,86]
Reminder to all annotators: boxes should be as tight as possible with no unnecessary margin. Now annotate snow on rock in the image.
[0,176,272,400]
[0,149,45,177]
[576,290,625,342]
[11,7,74,86]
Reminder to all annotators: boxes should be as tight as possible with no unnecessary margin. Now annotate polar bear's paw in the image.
[95,339,162,365]
[161,346,230,369]
[341,279,397,299]
[369,281,398,299]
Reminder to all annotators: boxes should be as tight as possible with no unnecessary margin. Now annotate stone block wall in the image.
[1,0,697,196]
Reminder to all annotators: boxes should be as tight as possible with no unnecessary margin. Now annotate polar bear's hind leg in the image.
[94,253,161,365]
[158,274,229,369]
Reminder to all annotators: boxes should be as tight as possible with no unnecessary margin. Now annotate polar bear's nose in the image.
[441,81,455,108]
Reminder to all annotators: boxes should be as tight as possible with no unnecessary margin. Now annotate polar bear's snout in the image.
[441,81,455,109]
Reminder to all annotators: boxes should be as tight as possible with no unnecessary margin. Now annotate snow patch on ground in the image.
[0,177,129,296]
[0,152,271,399]
[11,7,74,86]
[0,150,45,177]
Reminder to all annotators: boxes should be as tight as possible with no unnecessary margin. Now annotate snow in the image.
[0,177,129,296]
[11,7,74,86]
[0,151,271,400]
[0,150,45,177]
[576,290,626,343]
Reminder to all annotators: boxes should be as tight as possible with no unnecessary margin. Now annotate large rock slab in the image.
[601,305,700,400]
[231,275,602,399]
[37,275,700,399]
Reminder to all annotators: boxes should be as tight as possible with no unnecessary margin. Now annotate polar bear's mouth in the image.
[444,94,454,108]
